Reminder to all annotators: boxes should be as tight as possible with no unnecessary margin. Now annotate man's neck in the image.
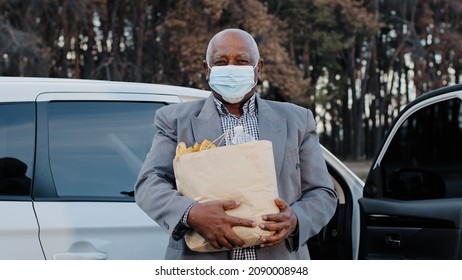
[212,92,255,118]
[224,103,243,117]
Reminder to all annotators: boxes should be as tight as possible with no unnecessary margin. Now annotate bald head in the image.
[205,29,260,66]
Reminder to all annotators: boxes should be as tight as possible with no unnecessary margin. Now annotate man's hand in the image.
[258,198,298,248]
[187,200,256,250]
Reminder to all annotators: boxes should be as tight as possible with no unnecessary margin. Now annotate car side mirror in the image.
[389,168,445,200]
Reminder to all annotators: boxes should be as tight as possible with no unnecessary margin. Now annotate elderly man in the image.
[134,28,337,260]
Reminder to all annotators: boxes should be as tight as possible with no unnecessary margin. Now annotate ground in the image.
[343,160,372,181]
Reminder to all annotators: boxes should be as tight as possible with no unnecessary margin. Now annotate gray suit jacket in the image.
[134,94,337,260]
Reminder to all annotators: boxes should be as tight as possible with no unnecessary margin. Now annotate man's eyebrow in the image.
[209,53,251,64]
[211,54,227,60]
[213,53,250,58]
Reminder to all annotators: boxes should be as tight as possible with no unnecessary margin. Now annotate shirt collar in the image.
[213,94,257,117]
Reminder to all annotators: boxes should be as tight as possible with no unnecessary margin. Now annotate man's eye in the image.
[215,61,227,66]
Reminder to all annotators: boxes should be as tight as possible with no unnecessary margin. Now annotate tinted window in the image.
[0,103,35,196]
[48,102,163,199]
[382,98,462,199]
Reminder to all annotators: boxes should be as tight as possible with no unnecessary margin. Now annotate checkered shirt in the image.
[214,95,259,260]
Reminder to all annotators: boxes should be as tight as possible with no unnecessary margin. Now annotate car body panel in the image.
[0,201,44,259]
[321,146,364,259]
[36,92,182,103]
[34,202,169,260]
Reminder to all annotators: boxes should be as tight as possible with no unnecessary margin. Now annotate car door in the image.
[0,102,44,259]
[359,84,462,259]
[32,92,179,260]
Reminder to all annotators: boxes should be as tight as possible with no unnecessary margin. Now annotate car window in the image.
[48,101,163,199]
[0,103,35,196]
[381,97,462,199]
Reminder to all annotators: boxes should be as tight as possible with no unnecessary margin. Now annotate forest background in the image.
[1,0,461,161]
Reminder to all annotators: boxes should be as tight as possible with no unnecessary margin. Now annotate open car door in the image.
[359,84,462,260]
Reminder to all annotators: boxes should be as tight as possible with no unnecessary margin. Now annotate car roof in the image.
[0,77,210,102]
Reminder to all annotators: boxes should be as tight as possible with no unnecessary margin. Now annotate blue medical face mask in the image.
[208,63,258,104]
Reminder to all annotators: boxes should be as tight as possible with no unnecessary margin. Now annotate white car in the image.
[0,77,209,260]
[0,77,460,260]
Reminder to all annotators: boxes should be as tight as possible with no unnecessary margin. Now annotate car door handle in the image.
[385,234,401,247]
[52,241,108,260]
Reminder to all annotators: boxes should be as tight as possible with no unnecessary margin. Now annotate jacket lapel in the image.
[256,96,287,177]
[191,95,224,144]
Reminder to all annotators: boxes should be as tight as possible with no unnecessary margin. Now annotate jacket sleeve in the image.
[290,109,338,249]
[134,107,196,239]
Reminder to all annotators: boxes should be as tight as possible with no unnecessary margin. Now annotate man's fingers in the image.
[261,231,284,242]
[201,227,244,249]
[259,221,282,231]
[262,198,295,223]
[274,197,289,210]
[208,240,223,250]
[258,198,297,247]
[207,229,247,249]
[217,237,235,250]
[193,200,255,249]
[221,200,256,227]
[259,230,286,248]
[262,213,285,223]
[221,200,241,211]
[232,216,257,228]
[224,233,246,248]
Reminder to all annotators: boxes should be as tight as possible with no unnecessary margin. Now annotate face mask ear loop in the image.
[252,60,260,86]
[206,62,213,83]
[252,63,259,88]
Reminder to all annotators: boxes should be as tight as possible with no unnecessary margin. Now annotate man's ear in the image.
[203,60,210,81]
[257,59,264,80]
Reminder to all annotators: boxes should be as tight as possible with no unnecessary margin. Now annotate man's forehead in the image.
[210,40,252,57]
[214,30,247,42]
[212,31,249,47]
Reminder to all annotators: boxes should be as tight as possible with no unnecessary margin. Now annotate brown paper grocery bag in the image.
[173,140,280,252]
